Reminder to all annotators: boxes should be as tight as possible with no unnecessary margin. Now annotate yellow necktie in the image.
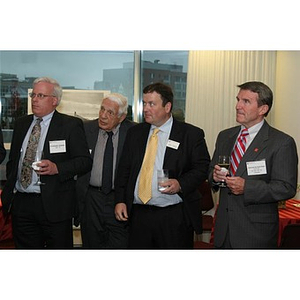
[138,128,159,204]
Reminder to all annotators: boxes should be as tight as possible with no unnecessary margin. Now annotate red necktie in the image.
[229,128,249,176]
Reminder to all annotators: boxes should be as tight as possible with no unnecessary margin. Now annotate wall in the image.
[275,51,300,199]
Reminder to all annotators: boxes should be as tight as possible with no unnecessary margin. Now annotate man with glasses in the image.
[76,93,135,248]
[1,77,92,249]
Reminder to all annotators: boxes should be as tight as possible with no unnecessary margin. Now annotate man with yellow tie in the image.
[114,82,210,249]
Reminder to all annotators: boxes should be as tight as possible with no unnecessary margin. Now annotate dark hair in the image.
[237,81,273,116]
[143,82,173,109]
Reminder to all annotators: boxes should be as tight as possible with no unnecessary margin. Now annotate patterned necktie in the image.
[229,128,249,176]
[20,118,43,188]
[138,128,159,204]
[102,131,114,194]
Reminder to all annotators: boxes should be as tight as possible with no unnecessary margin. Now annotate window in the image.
[0,51,135,184]
[0,50,189,183]
[0,50,135,135]
[141,51,188,122]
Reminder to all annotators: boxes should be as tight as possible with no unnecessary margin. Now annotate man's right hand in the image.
[115,203,128,221]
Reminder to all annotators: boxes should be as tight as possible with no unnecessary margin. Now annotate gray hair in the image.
[33,77,63,105]
[102,93,128,116]
[237,81,273,117]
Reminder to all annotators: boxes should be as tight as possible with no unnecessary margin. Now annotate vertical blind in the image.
[185,50,277,156]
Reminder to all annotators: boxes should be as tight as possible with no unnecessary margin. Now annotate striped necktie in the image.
[138,128,159,204]
[20,118,43,188]
[229,128,249,176]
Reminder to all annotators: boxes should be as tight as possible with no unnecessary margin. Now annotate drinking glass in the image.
[157,169,169,192]
[32,150,45,186]
[218,155,229,187]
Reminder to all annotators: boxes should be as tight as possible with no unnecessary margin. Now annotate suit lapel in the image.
[137,123,152,166]
[88,120,100,158]
[227,127,240,155]
[43,111,62,157]
[16,116,34,155]
[163,119,183,167]
[116,120,129,166]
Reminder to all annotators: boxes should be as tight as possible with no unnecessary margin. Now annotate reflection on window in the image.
[0,50,189,185]
[141,51,188,122]
[0,51,135,138]
[0,50,189,144]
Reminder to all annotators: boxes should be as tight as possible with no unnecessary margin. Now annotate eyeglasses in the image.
[29,93,56,99]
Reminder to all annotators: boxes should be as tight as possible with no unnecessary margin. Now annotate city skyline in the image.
[0,51,188,90]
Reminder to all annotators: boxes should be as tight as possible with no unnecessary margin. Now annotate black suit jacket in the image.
[1,111,93,222]
[75,118,136,223]
[208,121,298,248]
[115,119,210,234]
[0,125,6,164]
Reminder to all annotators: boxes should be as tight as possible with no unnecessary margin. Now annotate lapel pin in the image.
[254,148,259,152]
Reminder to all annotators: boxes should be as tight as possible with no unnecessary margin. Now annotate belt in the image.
[89,185,114,192]
[133,202,183,211]
[16,192,42,197]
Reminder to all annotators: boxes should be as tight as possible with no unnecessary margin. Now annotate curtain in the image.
[185,50,277,156]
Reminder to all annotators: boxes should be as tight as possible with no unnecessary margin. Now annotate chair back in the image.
[199,181,214,212]
[279,223,300,249]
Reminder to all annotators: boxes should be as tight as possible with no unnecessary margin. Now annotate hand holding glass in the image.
[157,169,169,192]
[32,150,45,186]
[218,155,229,187]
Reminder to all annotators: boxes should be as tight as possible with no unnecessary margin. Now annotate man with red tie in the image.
[209,81,298,249]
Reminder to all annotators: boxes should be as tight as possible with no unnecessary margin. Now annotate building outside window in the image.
[0,50,188,184]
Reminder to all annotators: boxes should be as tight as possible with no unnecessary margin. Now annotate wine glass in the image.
[218,155,230,187]
[32,150,45,186]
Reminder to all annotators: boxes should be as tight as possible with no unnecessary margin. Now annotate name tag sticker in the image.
[49,140,66,153]
[167,139,180,150]
[246,160,267,176]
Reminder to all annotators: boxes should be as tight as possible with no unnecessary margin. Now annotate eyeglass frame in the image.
[29,93,56,99]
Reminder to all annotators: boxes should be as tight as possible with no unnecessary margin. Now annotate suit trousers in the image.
[129,203,194,249]
[12,192,73,249]
[80,187,128,249]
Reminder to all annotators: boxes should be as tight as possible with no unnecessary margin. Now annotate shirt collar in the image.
[101,123,121,136]
[241,119,264,140]
[34,111,54,124]
[151,115,173,133]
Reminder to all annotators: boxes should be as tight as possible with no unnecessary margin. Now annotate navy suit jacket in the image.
[2,111,92,222]
[115,118,210,234]
[209,121,298,248]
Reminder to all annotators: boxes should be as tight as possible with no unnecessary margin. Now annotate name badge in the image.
[246,160,267,176]
[49,140,66,153]
[167,139,180,150]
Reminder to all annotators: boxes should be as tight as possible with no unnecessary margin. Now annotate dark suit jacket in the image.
[0,125,6,164]
[1,111,93,222]
[115,118,211,234]
[208,121,298,248]
[75,118,136,224]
